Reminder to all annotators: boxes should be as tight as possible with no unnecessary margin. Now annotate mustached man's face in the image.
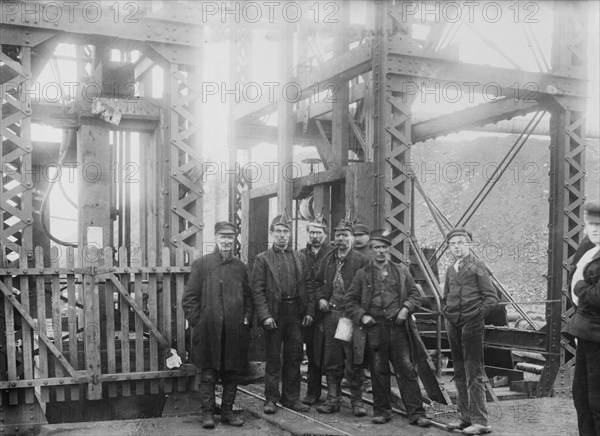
[584,214,600,246]
[334,230,353,251]
[354,234,369,249]
[369,240,390,263]
[448,235,471,259]
[271,224,290,249]
[308,225,326,248]
[216,232,235,258]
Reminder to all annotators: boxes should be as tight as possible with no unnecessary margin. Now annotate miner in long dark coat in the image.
[251,213,314,414]
[182,221,253,429]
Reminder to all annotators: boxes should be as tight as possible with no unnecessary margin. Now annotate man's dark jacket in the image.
[564,247,600,343]
[313,249,369,362]
[301,242,330,289]
[345,261,426,365]
[251,246,314,325]
[182,250,253,372]
[442,257,498,325]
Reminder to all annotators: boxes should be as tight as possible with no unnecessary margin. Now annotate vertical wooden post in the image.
[277,23,294,216]
[77,122,110,400]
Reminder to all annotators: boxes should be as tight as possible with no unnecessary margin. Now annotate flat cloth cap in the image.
[446,227,473,242]
[584,200,600,218]
[353,223,370,235]
[369,228,400,246]
[215,221,236,234]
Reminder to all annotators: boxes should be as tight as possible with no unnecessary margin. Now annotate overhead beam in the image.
[412,97,545,143]
[0,1,202,48]
[234,42,372,124]
[31,101,160,131]
[248,166,346,200]
[387,45,586,100]
[296,82,367,123]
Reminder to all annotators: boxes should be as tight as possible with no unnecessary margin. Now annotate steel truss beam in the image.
[163,62,204,252]
[540,1,589,398]
[1,46,33,263]
[412,97,546,143]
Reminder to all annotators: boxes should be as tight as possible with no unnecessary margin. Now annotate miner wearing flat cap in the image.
[345,229,430,427]
[564,200,600,436]
[441,227,498,435]
[251,212,314,414]
[182,221,253,429]
[352,223,371,256]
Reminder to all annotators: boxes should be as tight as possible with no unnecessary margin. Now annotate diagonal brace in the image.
[0,281,77,377]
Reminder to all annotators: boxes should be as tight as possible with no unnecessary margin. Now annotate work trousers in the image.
[264,300,303,405]
[445,315,488,426]
[573,338,600,436]
[321,310,363,392]
[302,322,323,399]
[367,320,426,422]
[198,326,239,413]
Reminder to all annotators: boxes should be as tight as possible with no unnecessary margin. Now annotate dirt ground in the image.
[37,392,577,436]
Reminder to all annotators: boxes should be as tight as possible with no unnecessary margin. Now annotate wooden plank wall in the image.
[0,246,192,406]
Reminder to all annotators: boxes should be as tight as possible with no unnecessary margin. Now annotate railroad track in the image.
[230,379,457,435]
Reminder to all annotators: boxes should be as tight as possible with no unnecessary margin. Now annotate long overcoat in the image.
[345,261,427,366]
[182,250,253,372]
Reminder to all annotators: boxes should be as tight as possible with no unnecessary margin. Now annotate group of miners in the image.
[182,211,503,435]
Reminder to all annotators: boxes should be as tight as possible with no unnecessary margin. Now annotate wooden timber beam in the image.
[31,101,160,131]
[234,42,372,124]
[412,97,545,143]
[296,82,367,123]
[248,166,346,200]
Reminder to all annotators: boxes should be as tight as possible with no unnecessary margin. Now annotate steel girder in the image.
[537,1,588,398]
[372,2,415,260]
[1,46,33,263]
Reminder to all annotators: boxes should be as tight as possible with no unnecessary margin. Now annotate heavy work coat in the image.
[313,249,369,363]
[442,257,498,326]
[345,261,427,366]
[251,246,314,325]
[564,247,600,343]
[182,250,253,372]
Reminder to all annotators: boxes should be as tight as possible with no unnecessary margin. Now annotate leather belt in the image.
[282,296,299,302]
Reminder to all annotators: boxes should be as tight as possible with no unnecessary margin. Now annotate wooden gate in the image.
[0,246,195,432]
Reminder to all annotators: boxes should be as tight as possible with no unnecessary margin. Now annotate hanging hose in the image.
[39,128,78,247]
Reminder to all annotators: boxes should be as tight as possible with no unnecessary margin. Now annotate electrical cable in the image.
[39,128,78,247]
